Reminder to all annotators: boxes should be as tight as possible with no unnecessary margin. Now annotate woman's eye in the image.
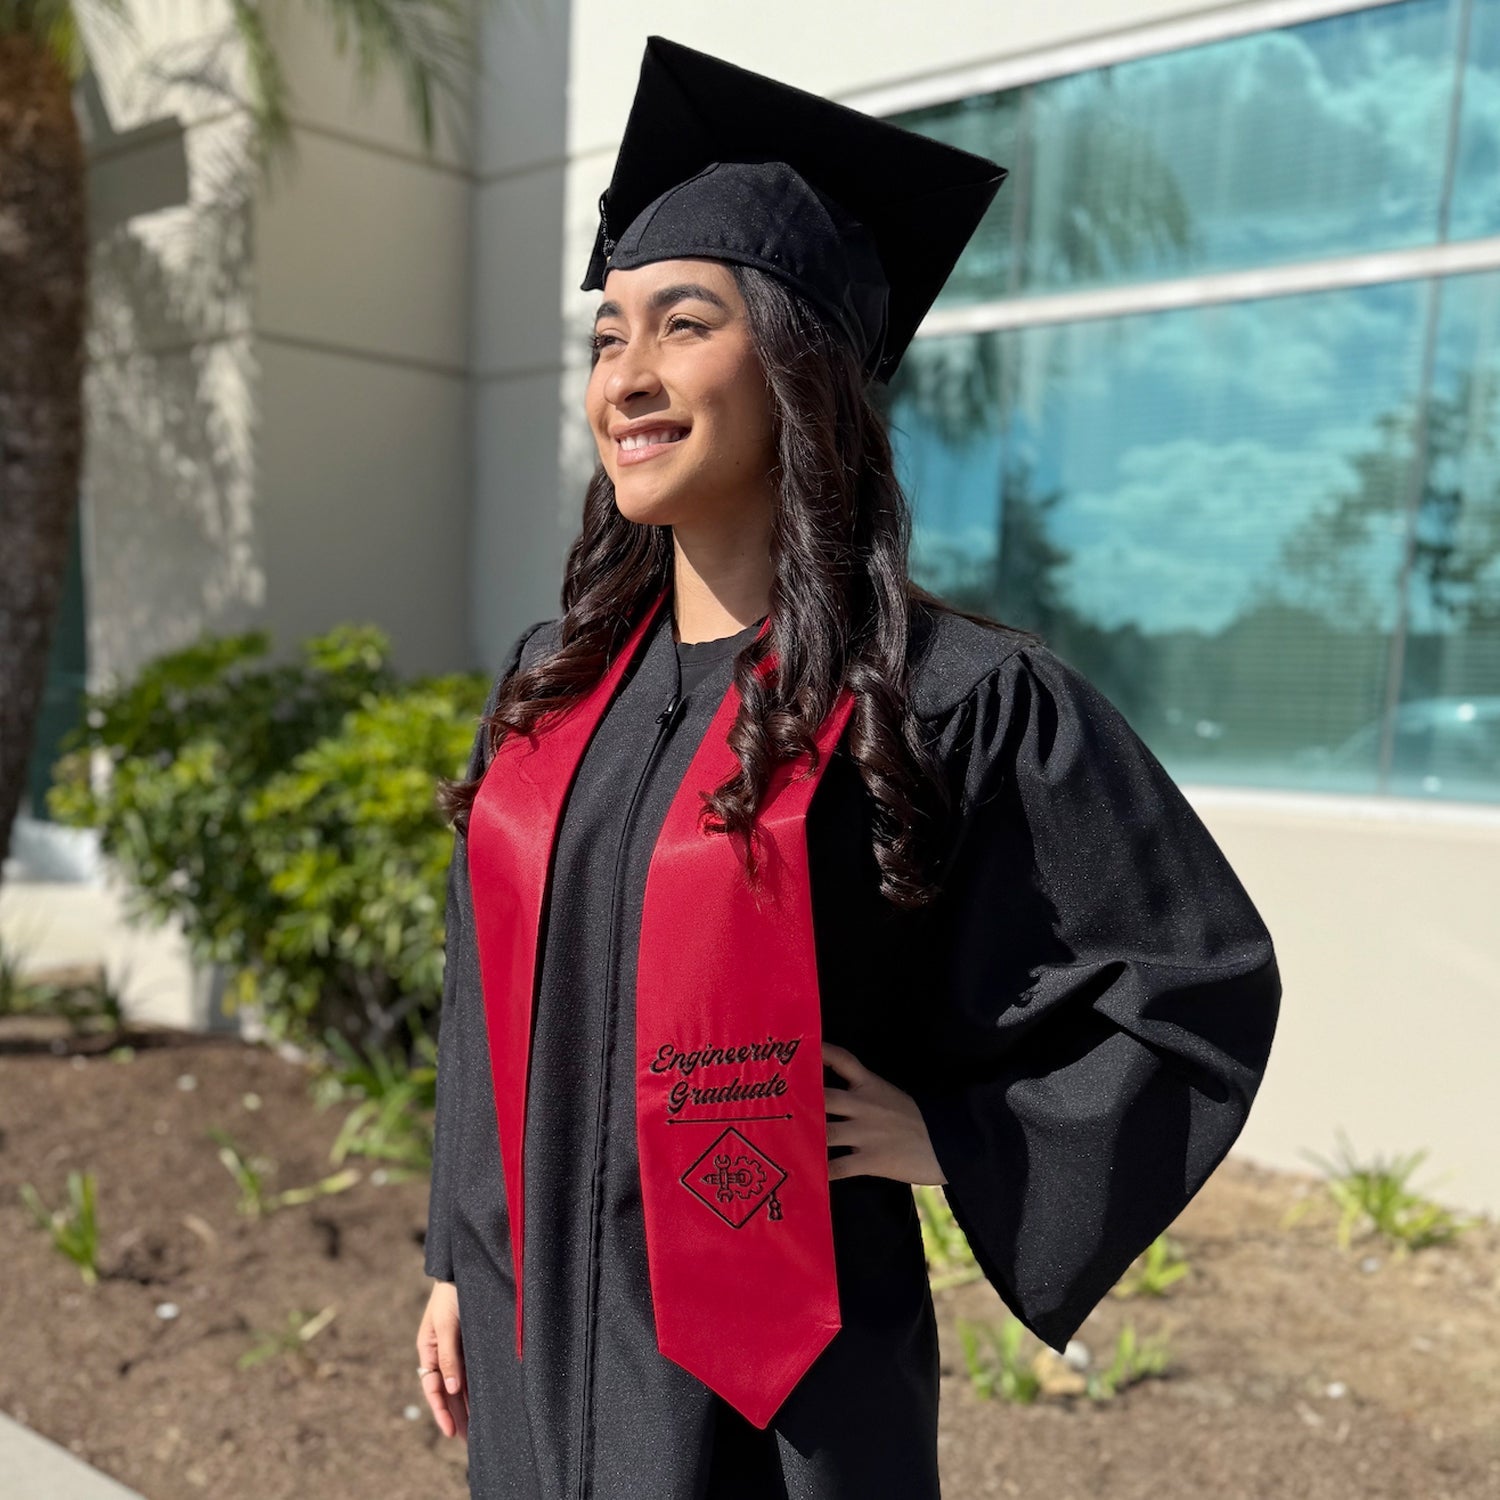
[588,316,704,359]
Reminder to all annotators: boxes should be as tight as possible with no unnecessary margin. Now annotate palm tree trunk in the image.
[0,34,87,872]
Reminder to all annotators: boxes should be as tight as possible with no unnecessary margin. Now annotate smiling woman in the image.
[416,33,1280,1500]
[586,262,779,540]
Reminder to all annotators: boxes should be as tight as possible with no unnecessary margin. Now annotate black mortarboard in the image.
[581,36,1008,386]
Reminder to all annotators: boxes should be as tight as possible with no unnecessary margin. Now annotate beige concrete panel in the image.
[563,0,1241,158]
[261,0,474,171]
[558,151,615,384]
[474,0,572,181]
[1188,791,1500,1217]
[473,164,570,377]
[83,335,265,687]
[257,342,468,677]
[255,130,471,373]
[470,369,576,667]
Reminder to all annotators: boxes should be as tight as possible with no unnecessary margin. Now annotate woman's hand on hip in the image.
[417,1280,468,1439]
[823,1042,947,1186]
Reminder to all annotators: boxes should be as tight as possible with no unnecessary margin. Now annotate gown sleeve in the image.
[424,617,552,1282]
[907,641,1281,1351]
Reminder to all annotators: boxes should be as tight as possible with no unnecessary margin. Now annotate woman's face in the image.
[585,257,776,529]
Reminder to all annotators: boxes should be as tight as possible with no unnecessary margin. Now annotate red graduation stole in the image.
[467,585,853,1429]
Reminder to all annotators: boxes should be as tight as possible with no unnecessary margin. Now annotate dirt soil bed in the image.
[0,1024,1496,1500]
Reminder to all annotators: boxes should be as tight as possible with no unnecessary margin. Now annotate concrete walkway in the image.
[0,1413,147,1499]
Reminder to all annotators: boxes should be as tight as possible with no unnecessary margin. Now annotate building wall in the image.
[1196,792,1500,1217]
[250,10,474,678]
[83,0,475,686]
[467,0,577,661]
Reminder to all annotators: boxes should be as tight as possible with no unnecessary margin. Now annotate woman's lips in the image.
[616,428,688,466]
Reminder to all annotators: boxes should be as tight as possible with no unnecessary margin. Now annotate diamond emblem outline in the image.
[680,1126,788,1228]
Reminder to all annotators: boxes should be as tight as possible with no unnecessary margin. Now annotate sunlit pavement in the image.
[0,1413,147,1500]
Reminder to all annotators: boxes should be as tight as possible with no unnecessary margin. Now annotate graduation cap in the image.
[581,36,1008,386]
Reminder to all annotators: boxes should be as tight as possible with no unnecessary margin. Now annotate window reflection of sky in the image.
[892,278,1429,638]
[1455,0,1500,241]
[910,0,1500,302]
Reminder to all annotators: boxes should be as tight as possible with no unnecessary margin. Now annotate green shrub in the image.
[47,624,489,1051]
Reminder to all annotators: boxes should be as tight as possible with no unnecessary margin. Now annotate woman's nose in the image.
[604,338,662,405]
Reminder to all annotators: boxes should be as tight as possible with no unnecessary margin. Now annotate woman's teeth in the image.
[620,429,687,450]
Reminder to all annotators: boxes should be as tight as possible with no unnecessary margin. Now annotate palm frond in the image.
[299,0,478,152]
[226,0,294,175]
[0,0,136,76]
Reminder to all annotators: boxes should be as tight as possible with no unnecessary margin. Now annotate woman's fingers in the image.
[821,1048,941,1184]
[418,1283,467,1440]
[821,1041,873,1086]
[439,1318,469,1439]
[444,1381,470,1440]
[422,1368,456,1438]
[827,1145,864,1180]
[437,1311,466,1399]
[417,1313,455,1438]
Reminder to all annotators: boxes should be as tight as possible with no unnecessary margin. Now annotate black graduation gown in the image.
[424,598,1282,1500]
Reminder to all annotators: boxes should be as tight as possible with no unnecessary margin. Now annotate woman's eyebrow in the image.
[593,283,730,325]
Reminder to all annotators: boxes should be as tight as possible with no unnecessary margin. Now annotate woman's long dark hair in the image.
[437,262,1036,909]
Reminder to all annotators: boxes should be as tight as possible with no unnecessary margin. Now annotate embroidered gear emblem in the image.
[682,1127,787,1228]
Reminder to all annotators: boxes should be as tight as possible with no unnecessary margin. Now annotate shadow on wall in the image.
[84,83,266,689]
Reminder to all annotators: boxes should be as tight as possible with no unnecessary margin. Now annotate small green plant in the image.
[0,928,57,1017]
[956,1313,1172,1405]
[58,963,130,1030]
[1111,1232,1190,1298]
[0,928,132,1031]
[955,1315,1041,1403]
[313,1029,437,1178]
[209,1127,361,1218]
[237,1305,338,1373]
[915,1185,983,1291]
[1293,1129,1480,1255]
[1085,1322,1172,1399]
[18,1171,102,1285]
[0,932,32,1015]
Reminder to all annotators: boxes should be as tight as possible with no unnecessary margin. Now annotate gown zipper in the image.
[576,685,688,1500]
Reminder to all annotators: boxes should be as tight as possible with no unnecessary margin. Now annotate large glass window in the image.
[909,0,1497,304]
[889,0,1500,804]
